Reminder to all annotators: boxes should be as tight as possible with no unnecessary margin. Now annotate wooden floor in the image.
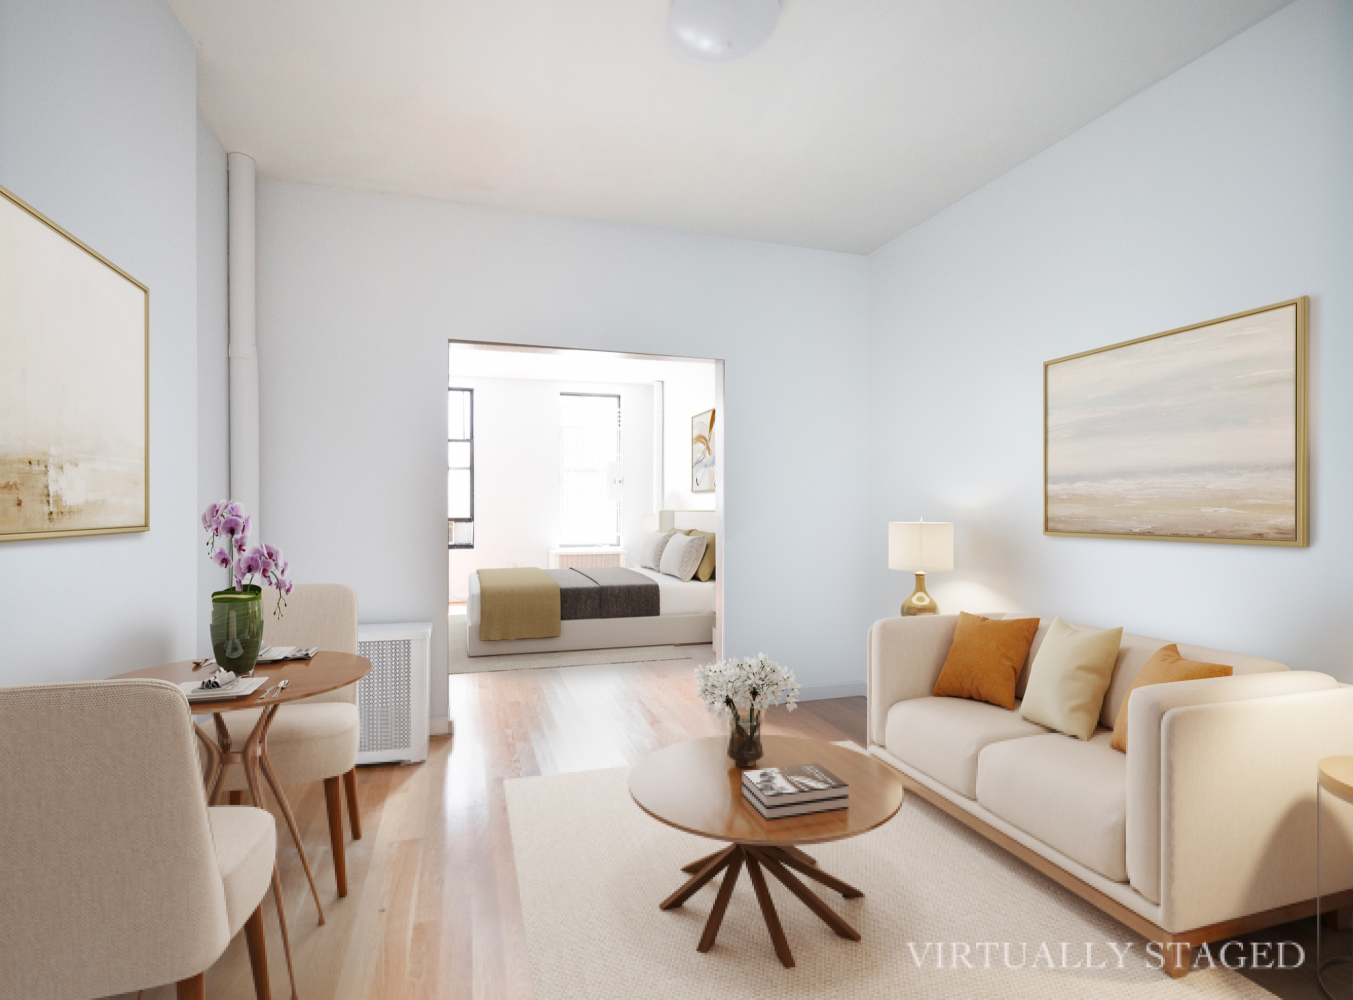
[119,655,865,1000]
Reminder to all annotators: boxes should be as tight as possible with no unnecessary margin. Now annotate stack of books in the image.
[742,763,849,819]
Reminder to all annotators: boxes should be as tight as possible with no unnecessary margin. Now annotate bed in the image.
[465,511,717,657]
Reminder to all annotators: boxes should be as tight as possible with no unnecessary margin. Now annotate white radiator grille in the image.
[357,638,412,754]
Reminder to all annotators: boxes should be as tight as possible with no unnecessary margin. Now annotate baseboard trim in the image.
[797,682,866,701]
[430,715,451,736]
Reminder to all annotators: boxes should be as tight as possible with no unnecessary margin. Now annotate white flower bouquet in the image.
[694,653,799,767]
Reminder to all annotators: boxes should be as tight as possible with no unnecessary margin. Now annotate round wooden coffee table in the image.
[629,735,904,967]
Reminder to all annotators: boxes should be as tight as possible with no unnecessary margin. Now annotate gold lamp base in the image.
[901,572,939,616]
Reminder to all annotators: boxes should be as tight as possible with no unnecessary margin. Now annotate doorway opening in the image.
[446,341,724,675]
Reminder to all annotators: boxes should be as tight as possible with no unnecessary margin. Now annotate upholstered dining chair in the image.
[0,679,277,1000]
[215,583,363,906]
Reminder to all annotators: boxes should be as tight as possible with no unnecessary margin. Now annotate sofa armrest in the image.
[1125,672,1353,930]
[867,615,961,747]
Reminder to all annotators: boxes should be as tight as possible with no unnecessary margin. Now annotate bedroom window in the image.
[448,387,474,549]
[559,393,621,546]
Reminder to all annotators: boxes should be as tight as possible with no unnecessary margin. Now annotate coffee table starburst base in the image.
[661,843,863,968]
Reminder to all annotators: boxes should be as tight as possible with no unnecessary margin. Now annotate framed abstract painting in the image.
[1044,298,1307,546]
[0,184,149,542]
[692,408,715,493]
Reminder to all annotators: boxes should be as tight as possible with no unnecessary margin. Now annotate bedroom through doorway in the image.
[446,342,723,677]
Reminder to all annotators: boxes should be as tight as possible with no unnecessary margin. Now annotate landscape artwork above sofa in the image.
[0,185,149,542]
[1044,297,1308,546]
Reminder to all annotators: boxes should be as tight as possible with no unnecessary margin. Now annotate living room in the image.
[2,1,1352,998]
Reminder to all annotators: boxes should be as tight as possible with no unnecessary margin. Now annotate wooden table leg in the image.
[682,845,734,874]
[772,848,864,898]
[782,845,818,868]
[751,848,860,940]
[271,863,299,1000]
[745,853,794,968]
[660,850,733,910]
[697,850,744,953]
[252,704,326,925]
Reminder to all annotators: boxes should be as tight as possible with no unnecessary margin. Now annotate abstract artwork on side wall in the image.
[0,185,149,541]
[1044,298,1307,546]
[692,408,715,493]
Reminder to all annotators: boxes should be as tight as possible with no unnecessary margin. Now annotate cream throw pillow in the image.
[636,531,676,571]
[659,531,708,581]
[1019,618,1123,740]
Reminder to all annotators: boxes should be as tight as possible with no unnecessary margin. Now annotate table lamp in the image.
[889,519,954,616]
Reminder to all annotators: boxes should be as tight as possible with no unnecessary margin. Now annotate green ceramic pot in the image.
[210,584,264,675]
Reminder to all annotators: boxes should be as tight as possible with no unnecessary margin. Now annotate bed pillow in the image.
[659,531,708,581]
[681,529,716,581]
[931,612,1041,709]
[636,531,677,571]
[1019,618,1123,740]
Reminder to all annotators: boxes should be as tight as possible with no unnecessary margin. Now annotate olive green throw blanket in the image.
[477,568,562,640]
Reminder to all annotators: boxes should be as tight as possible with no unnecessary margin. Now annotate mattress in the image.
[468,566,713,626]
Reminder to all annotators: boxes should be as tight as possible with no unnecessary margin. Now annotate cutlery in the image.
[271,679,291,699]
[259,682,281,699]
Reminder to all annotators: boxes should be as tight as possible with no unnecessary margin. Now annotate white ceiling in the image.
[174,0,1290,254]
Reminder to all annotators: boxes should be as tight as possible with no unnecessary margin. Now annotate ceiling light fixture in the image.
[666,0,780,63]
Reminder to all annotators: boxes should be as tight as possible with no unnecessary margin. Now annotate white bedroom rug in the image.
[505,765,1276,1000]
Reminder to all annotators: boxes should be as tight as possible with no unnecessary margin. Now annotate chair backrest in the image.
[0,680,230,1000]
[264,583,360,705]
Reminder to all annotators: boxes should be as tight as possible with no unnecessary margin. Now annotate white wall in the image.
[0,0,200,683]
[659,365,718,511]
[197,116,230,645]
[255,179,873,723]
[445,376,654,600]
[868,0,1353,675]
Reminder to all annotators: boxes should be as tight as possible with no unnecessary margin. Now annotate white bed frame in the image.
[466,510,716,657]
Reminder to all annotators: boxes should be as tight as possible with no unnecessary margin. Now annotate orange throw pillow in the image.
[932,612,1041,710]
[1110,644,1232,752]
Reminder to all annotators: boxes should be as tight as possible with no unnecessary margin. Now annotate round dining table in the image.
[114,652,370,1000]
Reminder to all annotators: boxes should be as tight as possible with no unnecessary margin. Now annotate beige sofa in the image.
[867,613,1353,976]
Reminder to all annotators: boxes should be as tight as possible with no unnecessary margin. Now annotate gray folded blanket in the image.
[544,567,661,620]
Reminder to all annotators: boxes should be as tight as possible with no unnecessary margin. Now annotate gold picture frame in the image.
[1044,297,1308,546]
[0,183,150,542]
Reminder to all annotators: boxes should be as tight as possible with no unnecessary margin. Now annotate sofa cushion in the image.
[977,732,1128,882]
[1013,621,1289,729]
[885,696,1049,799]
[1019,618,1122,740]
[932,612,1041,709]
[1109,644,1232,752]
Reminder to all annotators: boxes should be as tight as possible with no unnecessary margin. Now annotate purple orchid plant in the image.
[201,500,293,617]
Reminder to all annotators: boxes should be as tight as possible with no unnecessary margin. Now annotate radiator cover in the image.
[356,622,432,765]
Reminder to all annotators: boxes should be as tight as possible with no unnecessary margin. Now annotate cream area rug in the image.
[505,766,1276,1000]
[447,615,709,674]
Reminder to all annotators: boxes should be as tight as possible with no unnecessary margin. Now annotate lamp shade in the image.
[889,521,953,573]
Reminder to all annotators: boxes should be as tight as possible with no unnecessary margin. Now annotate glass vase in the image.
[210,584,264,675]
[727,709,763,768]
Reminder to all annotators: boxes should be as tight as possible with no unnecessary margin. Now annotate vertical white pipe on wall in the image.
[227,152,260,530]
